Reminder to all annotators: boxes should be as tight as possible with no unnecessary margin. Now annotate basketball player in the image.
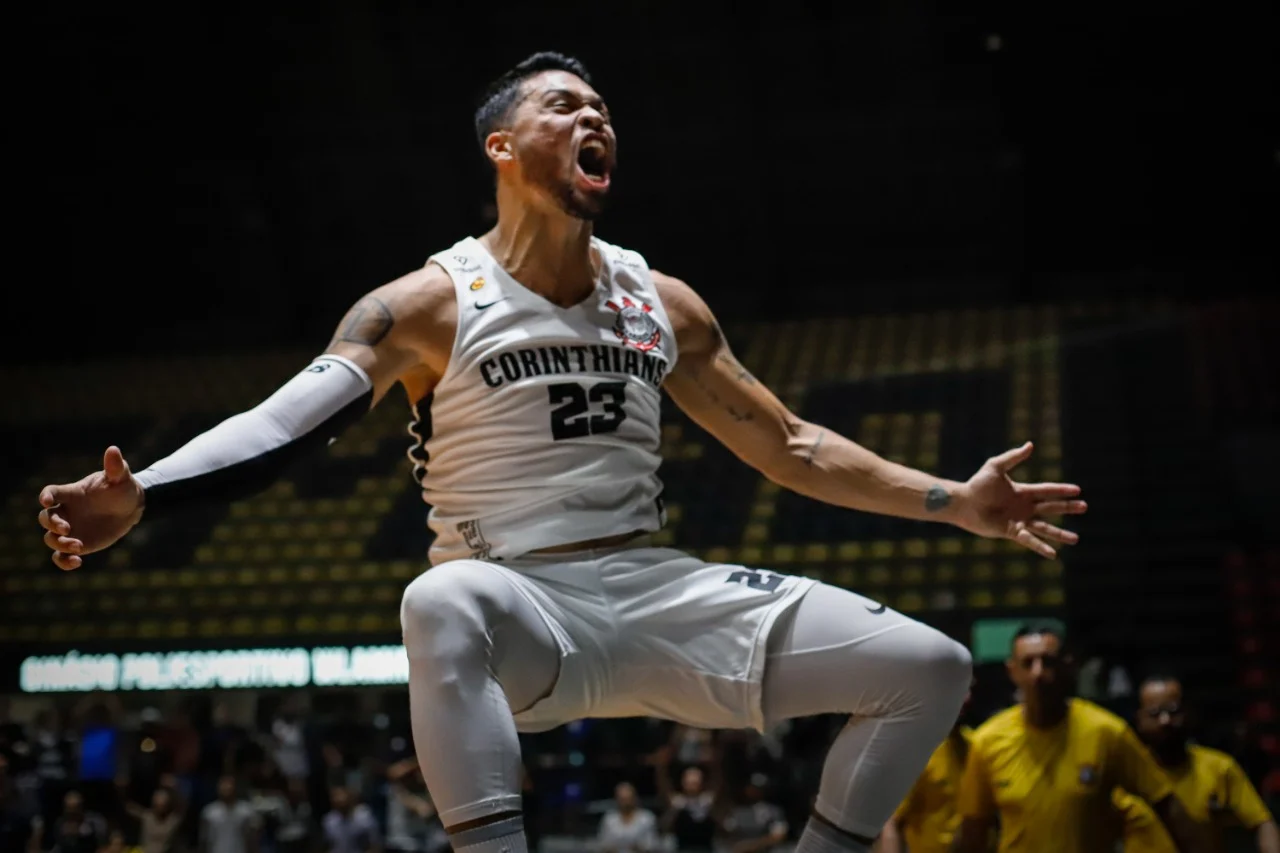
[956,623,1203,853]
[1113,675,1278,853]
[37,53,1088,853]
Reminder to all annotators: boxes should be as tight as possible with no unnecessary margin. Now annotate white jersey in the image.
[412,236,678,564]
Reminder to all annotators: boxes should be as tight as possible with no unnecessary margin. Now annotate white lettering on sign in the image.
[18,646,408,692]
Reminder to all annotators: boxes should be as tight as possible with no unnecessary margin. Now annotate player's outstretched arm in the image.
[657,273,1086,559]
[36,266,455,571]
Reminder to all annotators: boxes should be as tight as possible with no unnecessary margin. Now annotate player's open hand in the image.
[37,446,145,571]
[953,441,1087,559]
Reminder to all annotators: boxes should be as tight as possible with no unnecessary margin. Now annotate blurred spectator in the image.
[596,782,658,853]
[259,779,315,853]
[270,703,309,786]
[657,752,719,853]
[321,787,380,853]
[124,710,173,808]
[30,710,76,826]
[669,728,714,769]
[1,756,41,853]
[384,760,444,853]
[200,777,257,853]
[101,828,142,853]
[1113,675,1279,853]
[50,790,109,853]
[120,783,185,853]
[718,775,787,853]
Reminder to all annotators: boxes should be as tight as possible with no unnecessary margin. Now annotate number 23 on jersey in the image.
[548,381,628,440]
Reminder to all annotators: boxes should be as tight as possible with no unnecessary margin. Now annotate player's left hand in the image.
[953,441,1087,558]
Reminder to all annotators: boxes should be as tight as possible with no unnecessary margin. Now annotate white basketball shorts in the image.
[482,539,816,733]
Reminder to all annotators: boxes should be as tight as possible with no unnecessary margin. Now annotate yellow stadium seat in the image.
[966,589,995,608]
[261,616,287,634]
[704,547,733,564]
[938,538,964,557]
[867,564,892,587]
[1038,560,1064,578]
[835,567,857,588]
[903,539,930,559]
[1038,586,1065,605]
[389,561,418,579]
[1004,561,1030,580]
[836,542,864,561]
[897,591,925,612]
[770,544,797,564]
[901,564,926,586]
[802,543,830,562]
[737,545,764,565]
[970,562,995,582]
[970,539,997,555]
[1003,587,1031,607]
[743,523,769,544]
[325,614,352,632]
[328,564,352,582]
[198,618,224,637]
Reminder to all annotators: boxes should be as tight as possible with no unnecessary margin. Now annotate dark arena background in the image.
[3,2,1278,852]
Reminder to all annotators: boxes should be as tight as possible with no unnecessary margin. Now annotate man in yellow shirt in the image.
[1114,675,1278,853]
[878,688,973,853]
[955,622,1203,853]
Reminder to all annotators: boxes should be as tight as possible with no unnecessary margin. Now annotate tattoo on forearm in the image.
[804,430,825,466]
[925,485,951,512]
[332,296,394,348]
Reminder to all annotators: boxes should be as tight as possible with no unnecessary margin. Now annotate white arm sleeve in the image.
[134,355,373,512]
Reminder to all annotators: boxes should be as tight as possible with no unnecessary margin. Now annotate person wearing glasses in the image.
[1113,675,1278,853]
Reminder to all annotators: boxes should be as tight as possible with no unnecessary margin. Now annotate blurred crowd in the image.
[1,630,1276,853]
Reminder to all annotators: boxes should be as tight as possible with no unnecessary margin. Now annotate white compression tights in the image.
[401,565,970,848]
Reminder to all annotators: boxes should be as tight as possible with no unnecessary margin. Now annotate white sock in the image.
[794,816,872,853]
[449,815,529,853]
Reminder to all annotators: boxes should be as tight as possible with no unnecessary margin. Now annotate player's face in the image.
[501,71,616,221]
[1008,633,1068,705]
[1136,679,1187,747]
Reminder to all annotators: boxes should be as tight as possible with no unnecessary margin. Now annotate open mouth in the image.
[576,142,610,187]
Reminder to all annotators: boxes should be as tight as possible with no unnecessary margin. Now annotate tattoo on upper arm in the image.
[925,485,952,512]
[332,296,394,348]
[710,322,757,385]
[804,430,825,466]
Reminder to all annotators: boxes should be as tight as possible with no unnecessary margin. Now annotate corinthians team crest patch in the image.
[605,296,662,351]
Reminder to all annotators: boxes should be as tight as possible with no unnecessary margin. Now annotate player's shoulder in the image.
[592,235,648,270]
[971,705,1023,748]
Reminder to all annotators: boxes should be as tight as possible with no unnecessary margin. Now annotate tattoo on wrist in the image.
[924,485,951,512]
[332,297,394,348]
[803,430,825,466]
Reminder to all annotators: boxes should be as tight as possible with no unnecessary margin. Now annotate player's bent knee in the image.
[923,630,973,699]
[400,561,496,661]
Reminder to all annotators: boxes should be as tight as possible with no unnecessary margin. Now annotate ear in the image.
[485,130,514,166]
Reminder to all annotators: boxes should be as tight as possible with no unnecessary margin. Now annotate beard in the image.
[554,181,608,221]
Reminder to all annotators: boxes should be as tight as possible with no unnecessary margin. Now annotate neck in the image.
[483,185,596,306]
[1022,696,1069,729]
[1151,741,1188,768]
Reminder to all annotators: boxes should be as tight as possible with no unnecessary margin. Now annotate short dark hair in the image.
[474,51,593,150]
[1012,619,1067,649]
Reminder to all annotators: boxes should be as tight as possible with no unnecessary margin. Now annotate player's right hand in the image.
[37,446,145,571]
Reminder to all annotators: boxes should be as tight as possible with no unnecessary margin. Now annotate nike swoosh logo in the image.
[866,603,887,614]
[475,299,507,310]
